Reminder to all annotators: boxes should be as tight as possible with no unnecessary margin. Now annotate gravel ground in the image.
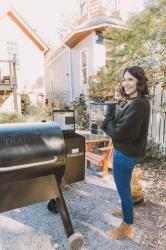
[0,168,147,250]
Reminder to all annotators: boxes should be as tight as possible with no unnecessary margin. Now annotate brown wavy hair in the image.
[120,66,149,97]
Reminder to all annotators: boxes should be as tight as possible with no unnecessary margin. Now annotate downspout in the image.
[68,47,73,101]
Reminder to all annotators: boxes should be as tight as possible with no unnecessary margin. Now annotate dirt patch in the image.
[134,162,166,250]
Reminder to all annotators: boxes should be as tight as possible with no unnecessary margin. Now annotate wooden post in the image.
[159,85,164,144]
[163,112,166,153]
[12,61,18,112]
[9,61,13,88]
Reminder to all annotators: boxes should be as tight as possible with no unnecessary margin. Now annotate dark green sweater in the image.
[101,97,150,157]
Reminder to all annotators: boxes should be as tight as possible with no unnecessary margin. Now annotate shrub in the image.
[70,94,89,130]
[145,139,163,161]
[0,98,70,124]
[0,112,24,123]
[141,139,166,170]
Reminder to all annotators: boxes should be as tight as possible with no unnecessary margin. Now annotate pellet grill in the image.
[0,122,84,249]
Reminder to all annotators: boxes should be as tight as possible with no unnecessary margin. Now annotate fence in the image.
[148,84,166,153]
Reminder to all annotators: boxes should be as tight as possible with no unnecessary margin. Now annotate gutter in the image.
[68,48,73,101]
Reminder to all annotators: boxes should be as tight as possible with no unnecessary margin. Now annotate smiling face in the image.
[122,71,138,98]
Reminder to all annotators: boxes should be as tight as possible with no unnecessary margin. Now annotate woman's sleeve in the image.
[101,101,145,143]
[101,110,115,130]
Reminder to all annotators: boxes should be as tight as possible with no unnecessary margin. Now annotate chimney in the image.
[78,0,121,24]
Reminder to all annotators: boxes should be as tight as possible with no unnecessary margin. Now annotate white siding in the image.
[71,32,94,98]
[45,48,71,102]
[0,15,45,112]
[93,39,105,71]
[0,94,21,112]
[0,15,44,92]
[71,32,105,98]
[44,31,106,102]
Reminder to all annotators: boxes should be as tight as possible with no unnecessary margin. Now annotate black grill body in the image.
[0,122,66,185]
[0,122,75,238]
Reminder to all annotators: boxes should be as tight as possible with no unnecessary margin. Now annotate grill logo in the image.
[0,136,41,146]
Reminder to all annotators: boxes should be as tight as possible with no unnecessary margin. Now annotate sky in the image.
[0,0,145,46]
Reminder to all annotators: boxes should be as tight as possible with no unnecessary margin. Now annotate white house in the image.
[44,0,126,103]
[0,7,49,112]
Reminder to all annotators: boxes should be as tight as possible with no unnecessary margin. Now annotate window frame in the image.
[95,31,104,45]
[80,47,88,86]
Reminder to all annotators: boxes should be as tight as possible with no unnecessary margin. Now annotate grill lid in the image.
[0,122,66,170]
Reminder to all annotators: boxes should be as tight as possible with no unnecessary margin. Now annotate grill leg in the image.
[55,176,74,238]
[54,177,85,249]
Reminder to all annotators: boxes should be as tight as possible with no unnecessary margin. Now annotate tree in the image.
[88,67,115,101]
[104,0,166,87]
[70,94,89,130]
[87,0,166,101]
[56,10,79,45]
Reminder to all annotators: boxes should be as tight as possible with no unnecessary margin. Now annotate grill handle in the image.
[0,156,58,172]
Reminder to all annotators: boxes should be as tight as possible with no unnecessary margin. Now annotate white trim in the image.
[64,22,127,45]
[49,69,54,92]
[80,47,88,86]
[7,8,49,53]
[92,31,95,75]
[68,48,73,101]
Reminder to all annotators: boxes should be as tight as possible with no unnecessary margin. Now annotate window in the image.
[80,48,88,85]
[96,31,104,44]
[80,0,87,17]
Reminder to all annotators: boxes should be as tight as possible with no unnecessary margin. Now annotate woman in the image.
[100,66,150,239]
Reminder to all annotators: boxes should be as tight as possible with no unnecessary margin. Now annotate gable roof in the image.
[0,7,49,55]
[64,16,127,48]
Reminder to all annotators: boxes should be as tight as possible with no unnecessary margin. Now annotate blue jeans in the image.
[113,149,139,225]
